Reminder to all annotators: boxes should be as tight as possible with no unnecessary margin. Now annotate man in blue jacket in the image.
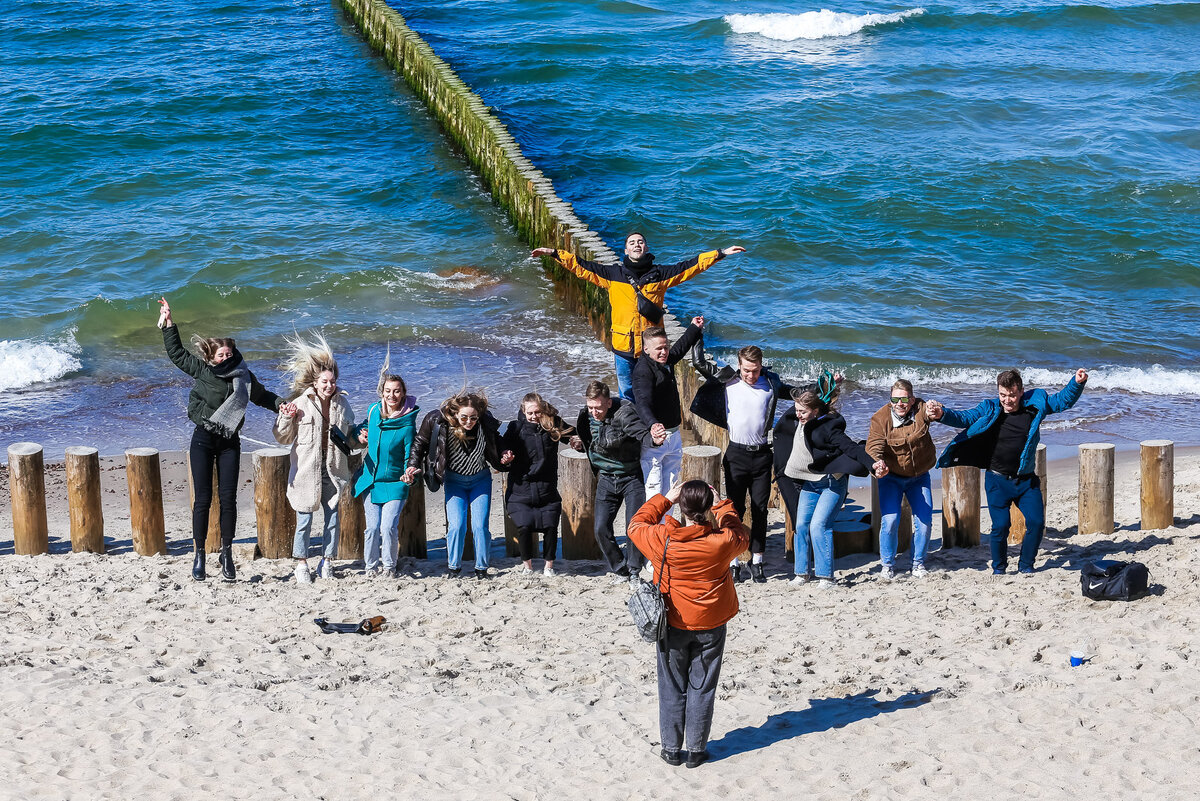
[927,368,1088,575]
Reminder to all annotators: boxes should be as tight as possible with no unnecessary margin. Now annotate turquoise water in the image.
[2,0,1198,457]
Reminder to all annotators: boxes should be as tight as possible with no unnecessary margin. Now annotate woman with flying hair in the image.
[501,392,575,577]
[404,391,513,579]
[157,297,294,582]
[273,332,358,585]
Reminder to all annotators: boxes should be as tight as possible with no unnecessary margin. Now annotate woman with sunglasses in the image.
[865,379,937,580]
[403,392,513,578]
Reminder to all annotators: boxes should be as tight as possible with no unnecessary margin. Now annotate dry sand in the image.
[1,447,1198,799]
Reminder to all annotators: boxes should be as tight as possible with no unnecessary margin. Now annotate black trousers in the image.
[517,526,558,561]
[593,472,646,574]
[723,443,773,554]
[189,426,240,549]
[657,624,727,753]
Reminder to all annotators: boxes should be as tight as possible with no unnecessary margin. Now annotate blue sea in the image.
[2,0,1198,458]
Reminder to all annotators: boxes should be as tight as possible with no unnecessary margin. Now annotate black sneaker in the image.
[448,567,462,578]
[659,749,684,767]
[474,568,489,580]
[730,564,744,583]
[685,750,710,769]
[750,563,766,583]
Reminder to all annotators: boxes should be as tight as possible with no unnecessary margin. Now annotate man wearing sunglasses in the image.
[927,368,1089,575]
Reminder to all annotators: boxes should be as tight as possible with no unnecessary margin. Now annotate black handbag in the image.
[1080,560,1149,601]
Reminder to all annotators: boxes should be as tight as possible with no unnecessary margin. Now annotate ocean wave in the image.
[724,8,926,41]
[0,333,83,391]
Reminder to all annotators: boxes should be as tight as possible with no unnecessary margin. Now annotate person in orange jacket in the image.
[532,233,745,399]
[628,480,751,769]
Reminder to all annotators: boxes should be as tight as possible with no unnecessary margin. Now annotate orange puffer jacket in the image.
[628,495,750,631]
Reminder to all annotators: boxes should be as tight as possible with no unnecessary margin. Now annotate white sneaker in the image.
[517,564,534,576]
[815,578,837,591]
[365,566,381,579]
[318,559,334,580]
[294,561,313,584]
[790,575,809,586]
[880,566,896,581]
[543,564,557,577]
[911,564,928,578]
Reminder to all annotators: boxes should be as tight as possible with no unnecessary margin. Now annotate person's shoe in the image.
[629,573,643,587]
[610,572,630,586]
[814,578,836,591]
[880,565,895,581]
[543,564,556,577]
[790,575,809,586]
[318,558,334,580]
[685,750,710,769]
[218,546,236,582]
[911,563,928,579]
[191,550,206,582]
[750,563,767,583]
[474,568,490,580]
[516,564,535,576]
[388,566,402,579]
[659,748,684,767]
[294,561,313,584]
[365,566,381,579]
[992,568,1006,576]
[448,567,462,578]
[730,563,745,583]
[1018,566,1035,575]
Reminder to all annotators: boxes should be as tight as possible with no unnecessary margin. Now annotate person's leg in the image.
[381,499,404,571]
[723,450,750,528]
[641,441,665,501]
[593,474,628,574]
[443,472,469,570]
[906,473,934,568]
[320,472,341,560]
[877,473,904,569]
[1015,476,1046,572]
[613,353,637,401]
[516,524,535,564]
[468,471,492,570]
[656,627,690,755]
[793,483,820,578]
[540,525,558,564]
[363,501,383,571]
[292,510,315,559]
[984,473,1016,573]
[215,435,240,549]
[660,430,683,496]
[746,454,773,559]
[684,625,727,756]
[621,474,648,574]
[188,428,217,550]
[810,475,848,580]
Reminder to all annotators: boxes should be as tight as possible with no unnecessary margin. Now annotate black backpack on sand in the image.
[1081,560,1149,601]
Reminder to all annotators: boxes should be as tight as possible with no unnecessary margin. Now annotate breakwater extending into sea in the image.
[2,0,1197,458]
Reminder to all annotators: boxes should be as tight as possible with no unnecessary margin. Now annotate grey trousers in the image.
[656,624,727,753]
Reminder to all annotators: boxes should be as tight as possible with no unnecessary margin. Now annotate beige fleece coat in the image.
[273,388,356,513]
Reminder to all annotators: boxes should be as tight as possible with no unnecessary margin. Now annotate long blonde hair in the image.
[520,392,574,442]
[282,332,338,396]
[441,392,489,444]
[190,334,236,365]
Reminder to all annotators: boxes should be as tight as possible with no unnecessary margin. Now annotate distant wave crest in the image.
[847,364,1200,396]
[0,333,82,391]
[724,8,926,41]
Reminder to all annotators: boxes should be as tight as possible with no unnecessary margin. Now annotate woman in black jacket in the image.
[158,297,293,582]
[774,381,883,589]
[502,393,574,577]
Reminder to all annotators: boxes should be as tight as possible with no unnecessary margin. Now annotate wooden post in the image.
[940,466,980,548]
[1008,444,1047,544]
[337,452,365,560]
[832,520,872,559]
[1140,439,1174,531]
[7,442,49,555]
[559,449,600,560]
[65,446,105,554]
[253,448,294,559]
[125,448,166,556]
[680,445,721,486]
[186,461,222,554]
[398,483,427,558]
[783,500,795,561]
[1078,443,1115,536]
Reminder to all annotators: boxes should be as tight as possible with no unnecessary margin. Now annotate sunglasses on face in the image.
[890,397,912,404]
[458,415,478,423]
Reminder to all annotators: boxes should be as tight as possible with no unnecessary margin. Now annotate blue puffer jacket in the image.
[936,377,1085,475]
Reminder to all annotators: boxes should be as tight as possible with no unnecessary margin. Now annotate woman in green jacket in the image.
[158,297,294,582]
[353,373,420,578]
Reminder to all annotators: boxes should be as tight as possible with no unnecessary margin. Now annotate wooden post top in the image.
[65,446,99,457]
[125,447,160,457]
[559,449,589,461]
[253,447,291,459]
[1141,439,1174,447]
[7,442,42,457]
[683,445,722,458]
[1079,443,1115,452]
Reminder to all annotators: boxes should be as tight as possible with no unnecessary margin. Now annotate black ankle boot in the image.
[192,550,206,581]
[219,546,236,582]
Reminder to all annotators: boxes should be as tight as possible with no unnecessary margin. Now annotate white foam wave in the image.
[0,333,83,391]
[725,8,925,40]
[832,364,1200,396]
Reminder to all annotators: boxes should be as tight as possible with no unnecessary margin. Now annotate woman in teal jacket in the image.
[353,374,419,578]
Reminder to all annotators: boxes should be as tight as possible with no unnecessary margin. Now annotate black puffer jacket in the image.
[407,405,507,492]
[163,324,281,433]
[502,411,572,530]
[803,412,876,477]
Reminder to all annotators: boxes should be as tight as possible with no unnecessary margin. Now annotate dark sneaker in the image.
[1018,566,1035,575]
[750,563,766,583]
[730,563,745,583]
[659,749,684,767]
[474,568,489,580]
[685,750,710,769]
[448,567,462,578]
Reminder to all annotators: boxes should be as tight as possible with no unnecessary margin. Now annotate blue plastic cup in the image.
[1069,651,1085,667]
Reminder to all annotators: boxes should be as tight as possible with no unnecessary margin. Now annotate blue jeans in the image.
[444,470,492,570]
[364,498,406,571]
[984,472,1044,572]
[794,474,848,579]
[293,471,340,559]
[613,352,636,400]
[878,472,934,568]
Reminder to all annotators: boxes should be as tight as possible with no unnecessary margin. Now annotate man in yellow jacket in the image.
[532,233,745,398]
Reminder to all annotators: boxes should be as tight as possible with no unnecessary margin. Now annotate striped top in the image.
[447,430,487,476]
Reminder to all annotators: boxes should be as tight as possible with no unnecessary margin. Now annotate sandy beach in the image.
[1,446,1198,800]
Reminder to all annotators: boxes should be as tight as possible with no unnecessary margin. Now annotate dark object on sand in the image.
[1081,560,1148,601]
[314,615,386,634]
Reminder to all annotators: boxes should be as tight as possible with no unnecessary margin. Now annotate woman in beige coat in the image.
[273,334,357,584]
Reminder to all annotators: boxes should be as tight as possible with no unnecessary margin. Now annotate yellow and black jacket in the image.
[551,249,724,356]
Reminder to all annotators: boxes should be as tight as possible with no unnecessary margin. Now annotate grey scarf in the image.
[206,358,252,437]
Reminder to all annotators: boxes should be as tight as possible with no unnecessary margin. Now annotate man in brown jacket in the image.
[865,379,936,580]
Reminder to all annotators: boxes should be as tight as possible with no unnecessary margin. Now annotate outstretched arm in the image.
[161,301,204,379]
[531,248,618,288]
[655,247,739,290]
[1046,369,1088,414]
[666,318,705,366]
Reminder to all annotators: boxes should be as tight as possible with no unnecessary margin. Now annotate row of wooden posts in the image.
[4,438,1176,561]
